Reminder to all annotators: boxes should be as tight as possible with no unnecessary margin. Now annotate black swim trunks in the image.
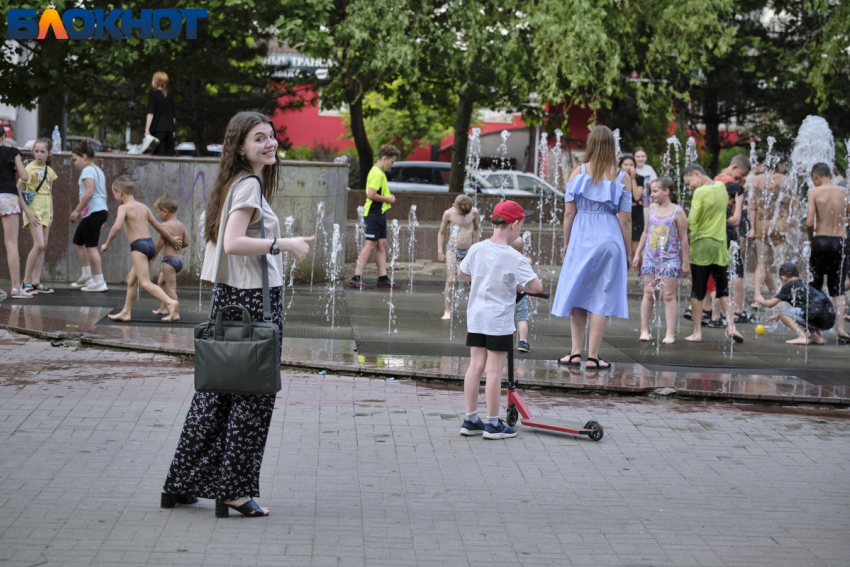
[811,235,845,297]
[130,237,156,261]
[162,256,184,273]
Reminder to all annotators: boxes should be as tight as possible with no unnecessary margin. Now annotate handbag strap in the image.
[210,174,272,322]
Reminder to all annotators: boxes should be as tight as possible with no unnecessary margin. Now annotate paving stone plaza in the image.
[0,282,848,567]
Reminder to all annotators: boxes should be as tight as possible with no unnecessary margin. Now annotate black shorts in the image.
[631,205,644,241]
[466,332,513,352]
[72,210,108,248]
[364,213,387,241]
[690,263,730,300]
[811,236,845,297]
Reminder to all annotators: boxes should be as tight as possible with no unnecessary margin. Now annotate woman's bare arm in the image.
[223,208,315,261]
[618,210,632,269]
[14,155,29,182]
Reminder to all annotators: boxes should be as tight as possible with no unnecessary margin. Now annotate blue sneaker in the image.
[483,419,517,440]
[460,418,486,436]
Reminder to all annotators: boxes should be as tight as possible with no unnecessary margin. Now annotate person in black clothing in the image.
[754,263,835,345]
[618,154,644,259]
[0,129,31,298]
[144,71,176,156]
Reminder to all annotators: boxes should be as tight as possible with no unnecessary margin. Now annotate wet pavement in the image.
[0,332,848,567]
[1,276,849,405]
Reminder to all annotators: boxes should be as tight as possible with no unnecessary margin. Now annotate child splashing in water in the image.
[151,195,189,320]
[437,194,479,320]
[633,178,690,343]
[100,176,184,322]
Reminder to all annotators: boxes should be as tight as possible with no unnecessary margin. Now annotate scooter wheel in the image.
[585,420,603,441]
[506,406,519,427]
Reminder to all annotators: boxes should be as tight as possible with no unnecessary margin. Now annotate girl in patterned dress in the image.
[633,178,690,344]
[162,112,314,518]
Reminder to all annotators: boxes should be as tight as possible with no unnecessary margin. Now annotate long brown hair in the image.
[583,126,617,183]
[71,139,96,160]
[204,111,280,244]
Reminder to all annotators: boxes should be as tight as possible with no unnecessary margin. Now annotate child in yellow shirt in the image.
[18,138,58,294]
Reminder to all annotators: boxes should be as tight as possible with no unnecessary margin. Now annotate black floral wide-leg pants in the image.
[163,283,283,502]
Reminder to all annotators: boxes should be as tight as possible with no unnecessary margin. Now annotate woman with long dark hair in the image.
[145,71,176,156]
[162,111,314,517]
[619,154,645,258]
[551,126,632,369]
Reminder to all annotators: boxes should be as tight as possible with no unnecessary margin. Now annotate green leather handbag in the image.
[193,175,281,395]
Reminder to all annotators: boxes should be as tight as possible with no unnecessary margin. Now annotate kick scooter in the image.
[505,292,604,441]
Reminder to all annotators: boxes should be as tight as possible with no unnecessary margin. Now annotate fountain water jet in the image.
[407,205,418,293]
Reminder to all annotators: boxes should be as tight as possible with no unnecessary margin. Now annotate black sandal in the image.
[161,492,198,508]
[215,498,269,518]
[557,354,582,367]
[33,283,54,294]
[585,357,610,369]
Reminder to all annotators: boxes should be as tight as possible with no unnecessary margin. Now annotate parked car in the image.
[483,170,564,197]
[385,161,533,196]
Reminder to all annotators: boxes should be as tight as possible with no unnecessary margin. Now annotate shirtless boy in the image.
[151,194,189,320]
[806,163,850,341]
[714,154,751,184]
[100,177,183,322]
[749,153,794,301]
[437,194,479,319]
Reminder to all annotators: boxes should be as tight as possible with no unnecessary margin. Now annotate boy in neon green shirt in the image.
[683,164,743,344]
[350,144,401,289]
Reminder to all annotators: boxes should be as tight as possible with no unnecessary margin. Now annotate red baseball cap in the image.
[491,200,534,224]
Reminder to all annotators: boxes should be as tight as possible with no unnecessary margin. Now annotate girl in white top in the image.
[163,111,314,519]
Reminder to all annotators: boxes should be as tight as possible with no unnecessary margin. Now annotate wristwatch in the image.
[269,238,280,255]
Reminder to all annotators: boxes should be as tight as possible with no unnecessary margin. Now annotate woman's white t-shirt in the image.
[201,177,283,289]
[459,239,537,335]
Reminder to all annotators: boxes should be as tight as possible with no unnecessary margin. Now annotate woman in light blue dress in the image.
[552,126,632,369]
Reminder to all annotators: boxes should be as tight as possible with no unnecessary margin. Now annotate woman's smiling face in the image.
[240,123,278,168]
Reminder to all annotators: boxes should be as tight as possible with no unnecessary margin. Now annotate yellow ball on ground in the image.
[756,324,766,335]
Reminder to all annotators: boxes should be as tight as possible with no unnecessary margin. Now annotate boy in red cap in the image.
[458,200,542,439]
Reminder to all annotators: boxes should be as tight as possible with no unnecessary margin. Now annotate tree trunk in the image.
[37,39,65,142]
[702,78,721,176]
[343,71,374,191]
[449,88,475,193]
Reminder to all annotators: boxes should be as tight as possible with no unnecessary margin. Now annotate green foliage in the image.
[341,79,453,160]
[0,0,301,152]
[805,0,850,112]
[284,145,316,161]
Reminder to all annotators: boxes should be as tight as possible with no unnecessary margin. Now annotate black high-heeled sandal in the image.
[161,492,198,508]
[585,357,610,369]
[215,499,269,518]
[557,354,582,367]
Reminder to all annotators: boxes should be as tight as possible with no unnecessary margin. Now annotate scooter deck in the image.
[519,419,595,435]
[507,389,603,440]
